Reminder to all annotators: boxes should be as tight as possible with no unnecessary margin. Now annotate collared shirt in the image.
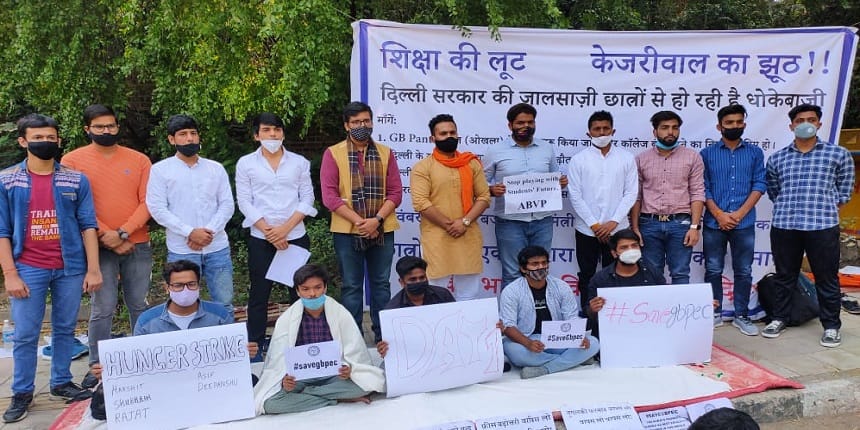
[483,136,561,221]
[636,146,706,215]
[147,156,235,254]
[499,275,579,336]
[568,145,638,236]
[384,284,455,310]
[133,300,232,336]
[766,140,855,231]
[701,140,767,230]
[319,143,403,212]
[236,147,318,240]
[296,310,334,346]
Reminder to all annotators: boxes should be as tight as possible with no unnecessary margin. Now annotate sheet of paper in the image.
[561,404,645,429]
[541,318,588,348]
[638,406,692,429]
[684,397,734,422]
[474,410,555,430]
[265,245,310,286]
[284,340,342,381]
[503,172,562,214]
[414,420,475,430]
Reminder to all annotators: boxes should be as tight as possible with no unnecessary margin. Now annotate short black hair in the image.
[506,103,537,123]
[688,408,759,430]
[517,246,550,270]
[342,101,373,124]
[788,103,822,121]
[83,104,117,126]
[293,264,330,288]
[166,114,199,136]
[587,110,613,129]
[162,260,201,284]
[650,110,683,129]
[252,112,285,135]
[395,256,428,279]
[717,104,747,123]
[609,228,640,251]
[17,113,59,138]
[428,113,456,135]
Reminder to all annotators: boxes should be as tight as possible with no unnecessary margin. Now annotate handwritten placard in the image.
[99,323,254,430]
[284,340,342,381]
[502,172,562,214]
[415,420,476,430]
[474,409,554,430]
[561,404,644,429]
[379,298,504,397]
[638,406,691,429]
[597,284,713,368]
[541,318,587,348]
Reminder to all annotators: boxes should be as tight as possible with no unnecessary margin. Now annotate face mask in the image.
[169,287,199,307]
[260,139,283,154]
[526,268,548,282]
[88,132,120,147]
[349,126,372,142]
[435,137,459,153]
[176,143,200,157]
[618,249,642,265]
[513,127,536,142]
[301,295,326,310]
[655,138,679,151]
[794,122,817,139]
[405,280,429,295]
[591,135,612,148]
[27,141,60,161]
[720,127,744,141]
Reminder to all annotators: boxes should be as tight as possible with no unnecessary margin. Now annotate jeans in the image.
[703,227,755,317]
[770,226,841,330]
[88,243,152,365]
[575,231,614,314]
[495,216,554,289]
[332,232,394,342]
[639,215,693,284]
[11,263,84,394]
[246,235,309,346]
[503,334,599,374]
[168,247,234,319]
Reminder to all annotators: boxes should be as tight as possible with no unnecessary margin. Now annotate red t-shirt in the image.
[19,172,63,269]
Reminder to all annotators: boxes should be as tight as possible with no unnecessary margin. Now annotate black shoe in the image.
[90,384,106,420]
[81,370,99,389]
[50,381,91,402]
[3,392,33,423]
[841,294,860,314]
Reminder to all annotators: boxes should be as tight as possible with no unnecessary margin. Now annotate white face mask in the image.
[618,248,642,265]
[169,287,199,307]
[260,139,283,154]
[591,135,612,148]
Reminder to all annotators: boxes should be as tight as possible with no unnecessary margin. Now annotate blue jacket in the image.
[0,160,97,275]
[134,300,232,335]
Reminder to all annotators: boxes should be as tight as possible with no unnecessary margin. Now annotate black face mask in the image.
[88,132,120,147]
[513,127,535,142]
[27,141,60,161]
[176,143,200,157]
[405,280,429,296]
[435,137,458,153]
[721,127,745,141]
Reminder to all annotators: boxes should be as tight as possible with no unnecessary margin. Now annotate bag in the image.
[90,383,106,420]
[756,272,819,326]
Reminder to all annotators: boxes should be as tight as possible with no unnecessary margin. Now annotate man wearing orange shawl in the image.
[411,114,491,301]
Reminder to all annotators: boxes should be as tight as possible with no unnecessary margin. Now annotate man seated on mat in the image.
[500,246,600,379]
[253,264,385,414]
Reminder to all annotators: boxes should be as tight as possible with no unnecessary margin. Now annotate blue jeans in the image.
[332,232,394,343]
[11,263,84,394]
[503,334,599,374]
[639,215,693,284]
[168,247,234,319]
[703,227,755,317]
[495,217,554,289]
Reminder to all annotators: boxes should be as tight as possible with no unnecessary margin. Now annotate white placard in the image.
[638,407,692,430]
[379,297,504,397]
[502,172,562,215]
[284,340,342,381]
[99,323,254,430]
[541,318,588,348]
[265,245,311,286]
[415,420,475,430]
[561,404,644,430]
[597,284,713,368]
[685,397,734,422]
[474,409,555,430]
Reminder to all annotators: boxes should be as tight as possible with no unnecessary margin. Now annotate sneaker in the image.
[732,316,759,336]
[820,329,842,348]
[520,366,549,379]
[3,392,33,423]
[841,294,860,314]
[761,320,786,338]
[70,338,89,360]
[713,314,724,328]
[81,370,99,390]
[50,382,91,402]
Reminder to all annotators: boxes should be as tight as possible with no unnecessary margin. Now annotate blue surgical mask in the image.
[794,122,817,139]
[301,295,326,310]
[655,138,679,151]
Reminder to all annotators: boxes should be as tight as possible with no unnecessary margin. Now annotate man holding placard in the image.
[484,103,568,289]
[499,246,598,379]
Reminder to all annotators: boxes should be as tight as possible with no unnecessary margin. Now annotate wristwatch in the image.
[462,218,471,227]
[117,228,130,241]
[374,215,384,224]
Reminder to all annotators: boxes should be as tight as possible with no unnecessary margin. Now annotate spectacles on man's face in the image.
[89,124,119,133]
[348,119,372,127]
[167,281,200,292]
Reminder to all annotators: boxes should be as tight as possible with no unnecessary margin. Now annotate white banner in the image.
[350,20,858,310]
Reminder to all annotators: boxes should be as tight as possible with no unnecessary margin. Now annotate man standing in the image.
[631,110,705,284]
[411,114,491,301]
[61,104,152,387]
[147,115,236,317]
[763,103,855,347]
[236,112,317,358]
[2,114,102,423]
[701,104,766,334]
[568,110,637,314]
[320,102,402,344]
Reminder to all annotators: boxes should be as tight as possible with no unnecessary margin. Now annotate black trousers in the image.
[575,230,614,314]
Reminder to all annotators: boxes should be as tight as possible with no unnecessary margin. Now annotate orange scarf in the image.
[432,148,481,214]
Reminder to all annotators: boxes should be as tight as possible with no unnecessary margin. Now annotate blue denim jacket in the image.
[0,160,98,275]
[134,300,232,335]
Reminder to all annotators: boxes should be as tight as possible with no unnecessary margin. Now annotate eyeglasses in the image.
[89,124,119,133]
[348,119,372,127]
[167,281,199,291]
